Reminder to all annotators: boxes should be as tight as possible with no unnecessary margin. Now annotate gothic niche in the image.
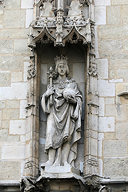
[22,0,101,191]
[38,44,86,174]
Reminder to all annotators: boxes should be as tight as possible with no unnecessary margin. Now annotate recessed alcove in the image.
[36,43,87,172]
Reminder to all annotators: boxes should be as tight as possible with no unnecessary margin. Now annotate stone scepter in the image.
[47,66,55,105]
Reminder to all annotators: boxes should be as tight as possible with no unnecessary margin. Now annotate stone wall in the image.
[0,0,33,182]
[0,0,128,187]
[95,0,128,179]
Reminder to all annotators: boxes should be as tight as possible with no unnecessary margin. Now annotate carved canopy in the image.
[29,0,93,47]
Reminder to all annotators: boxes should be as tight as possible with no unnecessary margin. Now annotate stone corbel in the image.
[116,90,128,105]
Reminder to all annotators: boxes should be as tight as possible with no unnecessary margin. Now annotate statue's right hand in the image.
[45,87,54,97]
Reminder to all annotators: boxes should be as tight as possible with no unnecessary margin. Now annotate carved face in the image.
[57,62,67,76]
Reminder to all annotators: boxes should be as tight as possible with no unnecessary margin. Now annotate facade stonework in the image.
[0,0,128,192]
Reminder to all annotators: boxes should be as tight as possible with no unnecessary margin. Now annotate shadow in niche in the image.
[37,42,87,173]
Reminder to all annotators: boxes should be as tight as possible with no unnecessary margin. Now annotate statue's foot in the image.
[41,160,53,168]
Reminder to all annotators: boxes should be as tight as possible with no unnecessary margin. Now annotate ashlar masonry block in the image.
[107,6,121,25]
[5,0,20,9]
[0,161,21,180]
[9,120,26,135]
[104,158,128,177]
[97,59,108,79]
[99,117,115,132]
[95,6,106,25]
[0,82,27,100]
[26,9,33,28]
[1,144,25,160]
[14,39,29,54]
[0,72,11,87]
[11,72,23,83]
[98,80,115,97]
[116,122,128,140]
[112,0,128,5]
[4,10,25,28]
[103,140,127,157]
[21,0,34,9]
[0,40,13,54]
[6,100,19,109]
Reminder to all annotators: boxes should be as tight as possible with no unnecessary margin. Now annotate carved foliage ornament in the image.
[27,56,36,80]
[29,0,93,46]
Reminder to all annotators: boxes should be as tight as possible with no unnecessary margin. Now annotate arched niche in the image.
[36,42,87,171]
[24,0,99,179]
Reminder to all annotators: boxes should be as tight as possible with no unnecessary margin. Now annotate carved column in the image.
[24,48,39,177]
[84,20,99,176]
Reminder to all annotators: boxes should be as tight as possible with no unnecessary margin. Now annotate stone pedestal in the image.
[36,165,85,192]
[20,172,105,192]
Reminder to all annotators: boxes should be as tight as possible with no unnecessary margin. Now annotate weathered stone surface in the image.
[116,122,128,140]
[97,59,108,79]
[98,25,128,40]
[4,10,25,28]
[1,120,9,129]
[1,144,25,159]
[107,6,121,25]
[0,29,28,39]
[73,62,85,83]
[98,133,104,157]
[11,72,23,82]
[105,104,117,116]
[24,62,29,81]
[112,0,128,5]
[6,100,19,109]
[0,83,27,100]
[95,0,111,6]
[0,56,24,72]
[0,72,11,87]
[99,40,123,58]
[103,140,127,157]
[5,0,20,9]
[26,9,33,28]
[109,60,128,82]
[20,135,26,142]
[90,138,98,156]
[99,117,115,132]
[99,97,104,116]
[104,132,116,140]
[0,40,13,54]
[2,109,19,120]
[0,128,19,142]
[104,158,128,177]
[88,114,98,131]
[21,0,34,9]
[95,6,106,25]
[116,104,128,122]
[0,161,21,180]
[20,100,27,119]
[98,80,115,96]
[0,129,8,141]
[14,39,28,54]
[109,79,123,83]
[105,97,115,105]
[9,120,26,135]
[121,6,128,24]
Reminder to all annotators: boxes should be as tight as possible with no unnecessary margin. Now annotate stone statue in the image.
[41,56,82,168]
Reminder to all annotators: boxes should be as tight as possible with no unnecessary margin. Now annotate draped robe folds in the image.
[41,78,82,166]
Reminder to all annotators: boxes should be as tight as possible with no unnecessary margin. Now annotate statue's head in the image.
[55,56,69,76]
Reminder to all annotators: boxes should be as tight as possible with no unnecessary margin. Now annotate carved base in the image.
[20,174,110,192]
[41,165,80,176]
